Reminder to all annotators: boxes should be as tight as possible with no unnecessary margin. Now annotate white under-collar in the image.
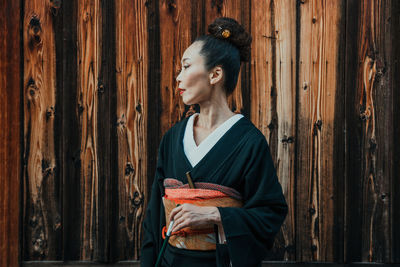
[183,113,244,167]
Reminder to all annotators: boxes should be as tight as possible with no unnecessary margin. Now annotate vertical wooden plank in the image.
[391,0,400,263]
[333,0,347,263]
[346,0,393,262]
[115,0,148,260]
[77,0,101,259]
[146,0,162,201]
[343,0,361,262]
[297,0,343,261]
[240,0,252,119]
[60,0,81,260]
[0,0,21,266]
[23,0,62,260]
[191,0,205,40]
[62,0,115,261]
[159,0,192,134]
[51,0,66,261]
[98,0,116,262]
[271,0,297,261]
[250,0,273,142]
[251,0,296,261]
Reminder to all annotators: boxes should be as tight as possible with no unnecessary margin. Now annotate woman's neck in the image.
[195,94,235,130]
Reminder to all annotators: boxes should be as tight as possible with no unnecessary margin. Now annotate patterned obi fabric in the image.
[162,178,243,251]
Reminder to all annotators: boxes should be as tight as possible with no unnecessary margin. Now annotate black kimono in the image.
[141,115,288,267]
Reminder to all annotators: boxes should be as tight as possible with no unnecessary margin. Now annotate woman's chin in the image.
[182,100,193,105]
[181,96,193,106]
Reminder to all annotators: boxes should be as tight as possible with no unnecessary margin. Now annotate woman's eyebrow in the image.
[181,58,189,63]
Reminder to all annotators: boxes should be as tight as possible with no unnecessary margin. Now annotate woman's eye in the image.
[177,65,189,74]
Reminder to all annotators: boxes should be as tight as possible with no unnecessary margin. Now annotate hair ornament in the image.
[217,25,231,38]
[221,29,231,38]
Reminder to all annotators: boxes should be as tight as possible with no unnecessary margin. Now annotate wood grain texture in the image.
[60,0,82,260]
[271,0,296,261]
[346,0,392,262]
[391,1,400,263]
[240,0,252,119]
[146,0,162,200]
[159,0,192,135]
[77,0,101,259]
[115,0,148,260]
[0,0,21,266]
[250,0,296,261]
[297,0,343,261]
[343,0,361,262]
[191,0,205,40]
[97,0,116,262]
[13,0,400,264]
[23,0,62,260]
[250,0,273,140]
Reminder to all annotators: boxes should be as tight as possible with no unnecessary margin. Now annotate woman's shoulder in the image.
[238,116,270,146]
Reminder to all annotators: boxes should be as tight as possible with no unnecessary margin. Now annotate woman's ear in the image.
[209,66,223,85]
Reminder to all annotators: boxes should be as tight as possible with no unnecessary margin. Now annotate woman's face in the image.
[176,41,212,105]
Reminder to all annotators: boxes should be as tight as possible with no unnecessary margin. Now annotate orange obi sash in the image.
[162,178,243,251]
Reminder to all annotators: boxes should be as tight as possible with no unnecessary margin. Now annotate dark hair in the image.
[195,17,252,96]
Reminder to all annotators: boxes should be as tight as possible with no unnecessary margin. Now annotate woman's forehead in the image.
[182,42,203,62]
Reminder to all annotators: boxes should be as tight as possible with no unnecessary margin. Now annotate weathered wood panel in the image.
[115,0,148,260]
[0,1,21,266]
[158,0,192,135]
[10,0,399,264]
[146,0,162,205]
[269,0,297,261]
[59,0,84,260]
[250,0,297,260]
[191,0,205,40]
[333,1,347,263]
[23,0,62,260]
[250,0,273,140]
[76,0,101,259]
[343,0,361,262]
[239,1,252,119]
[98,0,116,262]
[345,0,394,262]
[391,1,400,263]
[297,0,343,261]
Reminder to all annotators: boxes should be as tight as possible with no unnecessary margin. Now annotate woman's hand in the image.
[169,204,221,233]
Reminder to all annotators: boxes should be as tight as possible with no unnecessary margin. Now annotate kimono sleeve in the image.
[140,136,167,267]
[217,136,288,266]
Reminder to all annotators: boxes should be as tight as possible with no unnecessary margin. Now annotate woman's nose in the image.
[176,70,182,82]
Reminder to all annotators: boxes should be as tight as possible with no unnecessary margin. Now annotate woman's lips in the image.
[178,88,185,95]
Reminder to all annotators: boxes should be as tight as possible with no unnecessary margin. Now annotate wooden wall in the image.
[0,0,399,265]
[0,1,21,267]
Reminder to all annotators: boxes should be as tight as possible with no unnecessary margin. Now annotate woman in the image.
[141,17,287,267]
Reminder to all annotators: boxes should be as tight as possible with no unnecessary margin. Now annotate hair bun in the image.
[208,17,252,62]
